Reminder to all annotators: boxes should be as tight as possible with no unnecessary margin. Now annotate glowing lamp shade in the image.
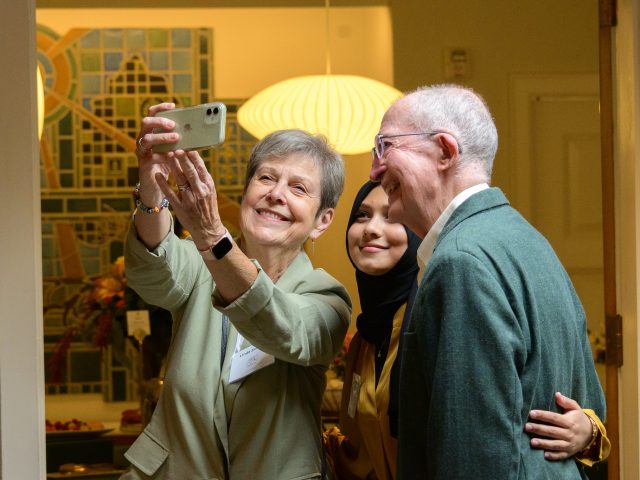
[237,75,402,155]
[37,65,45,139]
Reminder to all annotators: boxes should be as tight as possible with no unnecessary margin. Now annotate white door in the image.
[509,74,605,386]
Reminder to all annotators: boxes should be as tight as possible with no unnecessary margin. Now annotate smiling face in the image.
[240,153,333,252]
[370,98,444,238]
[347,185,408,276]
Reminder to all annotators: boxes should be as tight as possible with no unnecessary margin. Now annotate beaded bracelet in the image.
[580,414,599,457]
[132,182,170,214]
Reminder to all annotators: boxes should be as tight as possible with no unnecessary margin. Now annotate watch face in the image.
[212,236,233,260]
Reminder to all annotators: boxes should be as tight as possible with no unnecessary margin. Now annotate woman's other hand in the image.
[156,149,226,250]
[525,391,593,460]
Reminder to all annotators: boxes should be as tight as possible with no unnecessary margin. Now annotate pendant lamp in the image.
[237,2,401,155]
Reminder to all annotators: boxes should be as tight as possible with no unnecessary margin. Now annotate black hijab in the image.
[346,181,420,435]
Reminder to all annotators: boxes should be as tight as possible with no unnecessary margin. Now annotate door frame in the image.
[611,0,640,478]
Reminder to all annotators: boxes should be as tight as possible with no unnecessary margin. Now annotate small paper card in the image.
[229,334,275,383]
[126,310,151,336]
[347,373,362,418]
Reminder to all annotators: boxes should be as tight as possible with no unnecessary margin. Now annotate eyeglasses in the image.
[371,131,463,160]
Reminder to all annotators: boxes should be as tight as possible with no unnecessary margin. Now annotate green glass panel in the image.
[42,237,54,257]
[59,112,72,135]
[126,29,145,49]
[104,29,123,49]
[42,260,53,278]
[172,29,191,48]
[70,351,102,382]
[41,199,63,213]
[200,59,208,89]
[79,30,100,48]
[59,139,72,167]
[172,51,191,70]
[116,97,135,117]
[68,198,98,212]
[112,370,126,401]
[173,74,192,93]
[79,242,99,256]
[44,335,63,343]
[49,285,68,305]
[110,242,124,260]
[81,75,101,94]
[149,51,168,70]
[81,52,100,72]
[43,352,57,384]
[60,152,73,169]
[199,34,208,54]
[102,198,132,212]
[104,52,122,71]
[177,96,192,106]
[149,29,169,48]
[60,173,73,187]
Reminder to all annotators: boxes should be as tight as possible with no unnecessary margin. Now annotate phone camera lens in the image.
[206,108,213,116]
[213,107,219,115]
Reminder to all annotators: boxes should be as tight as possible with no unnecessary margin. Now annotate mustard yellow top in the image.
[324,304,405,480]
[576,409,611,466]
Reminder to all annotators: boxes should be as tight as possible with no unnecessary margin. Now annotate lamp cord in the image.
[325,0,331,75]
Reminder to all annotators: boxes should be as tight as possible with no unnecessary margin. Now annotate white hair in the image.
[403,84,498,180]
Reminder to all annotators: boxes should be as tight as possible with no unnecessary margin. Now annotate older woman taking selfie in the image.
[120,103,351,480]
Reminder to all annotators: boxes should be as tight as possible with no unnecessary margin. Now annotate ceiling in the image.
[37,0,387,7]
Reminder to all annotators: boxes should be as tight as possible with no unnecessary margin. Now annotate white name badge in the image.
[347,373,362,418]
[229,334,275,383]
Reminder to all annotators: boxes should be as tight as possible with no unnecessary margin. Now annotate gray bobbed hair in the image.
[243,129,345,215]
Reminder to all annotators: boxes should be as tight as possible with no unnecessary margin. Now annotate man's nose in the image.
[370,153,386,182]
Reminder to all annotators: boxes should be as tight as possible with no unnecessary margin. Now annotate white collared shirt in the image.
[417,183,489,283]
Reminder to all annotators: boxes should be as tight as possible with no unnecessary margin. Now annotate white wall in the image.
[0,1,46,478]
[36,7,395,99]
[390,0,599,198]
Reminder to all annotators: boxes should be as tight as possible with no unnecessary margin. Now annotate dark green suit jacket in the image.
[397,188,605,479]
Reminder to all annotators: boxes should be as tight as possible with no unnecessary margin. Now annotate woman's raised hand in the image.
[135,102,179,193]
[133,102,182,250]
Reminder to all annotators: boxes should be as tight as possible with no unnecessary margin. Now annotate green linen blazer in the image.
[121,225,351,480]
[397,188,605,480]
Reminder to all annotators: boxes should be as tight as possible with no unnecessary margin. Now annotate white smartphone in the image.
[152,102,226,153]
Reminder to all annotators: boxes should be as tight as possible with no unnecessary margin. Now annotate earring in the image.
[311,238,315,255]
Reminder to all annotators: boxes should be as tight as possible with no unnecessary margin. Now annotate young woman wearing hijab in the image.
[324,181,609,480]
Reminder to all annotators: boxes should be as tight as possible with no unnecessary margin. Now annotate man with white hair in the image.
[370,84,606,479]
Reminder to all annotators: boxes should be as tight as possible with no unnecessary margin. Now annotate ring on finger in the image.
[177,183,191,192]
[137,136,151,154]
